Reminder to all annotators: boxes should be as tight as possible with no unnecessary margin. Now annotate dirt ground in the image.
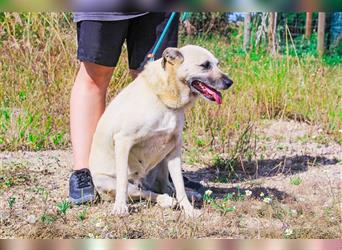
[0,120,341,239]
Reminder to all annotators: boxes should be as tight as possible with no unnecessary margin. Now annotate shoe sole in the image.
[69,194,96,205]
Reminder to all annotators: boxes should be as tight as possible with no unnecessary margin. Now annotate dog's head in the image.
[161,45,233,105]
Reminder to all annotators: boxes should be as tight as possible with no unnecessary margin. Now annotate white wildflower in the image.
[284,228,293,237]
[263,197,272,204]
[260,192,265,197]
[245,190,252,197]
[204,190,213,196]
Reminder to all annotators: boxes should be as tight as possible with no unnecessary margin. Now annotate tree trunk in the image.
[243,13,252,51]
[317,12,326,56]
[305,12,312,39]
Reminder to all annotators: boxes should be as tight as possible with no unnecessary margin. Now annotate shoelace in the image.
[75,170,92,189]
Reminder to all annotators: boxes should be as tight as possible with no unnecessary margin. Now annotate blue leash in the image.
[148,12,177,62]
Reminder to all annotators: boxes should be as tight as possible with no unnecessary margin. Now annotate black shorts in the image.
[76,13,179,70]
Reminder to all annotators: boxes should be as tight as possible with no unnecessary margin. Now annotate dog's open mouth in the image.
[191,80,222,104]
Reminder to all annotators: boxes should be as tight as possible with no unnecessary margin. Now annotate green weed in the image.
[7,196,16,209]
[40,213,55,225]
[56,200,71,215]
[56,200,71,223]
[78,210,87,221]
[290,176,303,186]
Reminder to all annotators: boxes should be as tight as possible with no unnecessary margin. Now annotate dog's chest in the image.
[128,111,182,177]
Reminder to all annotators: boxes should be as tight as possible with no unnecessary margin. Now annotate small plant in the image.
[195,137,205,147]
[212,202,236,215]
[223,187,245,202]
[290,176,302,186]
[5,178,14,188]
[18,90,27,101]
[236,186,245,201]
[203,189,214,203]
[204,190,237,215]
[40,213,55,225]
[284,228,294,238]
[78,210,87,221]
[7,196,16,209]
[51,132,64,146]
[56,200,71,223]
[223,192,234,201]
[263,197,272,204]
[57,200,71,214]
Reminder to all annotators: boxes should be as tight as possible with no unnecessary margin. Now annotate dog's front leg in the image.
[111,135,133,217]
[167,146,201,218]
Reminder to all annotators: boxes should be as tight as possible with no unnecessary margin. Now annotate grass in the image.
[0,13,341,153]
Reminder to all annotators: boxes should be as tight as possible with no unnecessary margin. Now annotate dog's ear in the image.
[162,47,184,69]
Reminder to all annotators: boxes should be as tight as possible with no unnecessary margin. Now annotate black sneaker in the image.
[69,168,96,205]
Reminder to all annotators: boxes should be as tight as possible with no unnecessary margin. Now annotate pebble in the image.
[26,214,37,224]
[0,212,10,221]
[290,209,298,217]
[95,221,104,228]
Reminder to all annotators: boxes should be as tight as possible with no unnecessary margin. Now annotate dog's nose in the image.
[222,75,233,89]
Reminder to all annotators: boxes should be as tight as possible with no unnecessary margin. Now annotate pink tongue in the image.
[205,87,222,104]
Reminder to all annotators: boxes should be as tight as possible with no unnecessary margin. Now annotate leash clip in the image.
[148,12,177,63]
[148,53,155,62]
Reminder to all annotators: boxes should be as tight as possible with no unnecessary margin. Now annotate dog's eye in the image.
[200,61,211,70]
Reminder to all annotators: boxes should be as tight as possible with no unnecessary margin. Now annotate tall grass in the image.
[0,13,341,153]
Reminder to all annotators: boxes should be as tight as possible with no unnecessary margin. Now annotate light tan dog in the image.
[89,45,233,217]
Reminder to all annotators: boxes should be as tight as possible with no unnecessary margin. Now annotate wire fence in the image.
[183,12,342,54]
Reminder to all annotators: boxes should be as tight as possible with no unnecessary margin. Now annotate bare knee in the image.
[75,62,114,94]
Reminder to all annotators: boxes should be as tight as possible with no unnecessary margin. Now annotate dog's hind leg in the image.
[92,174,117,201]
[127,183,176,209]
[142,160,175,196]
[93,174,176,208]
[144,160,202,202]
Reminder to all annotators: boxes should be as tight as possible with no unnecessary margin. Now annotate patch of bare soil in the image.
[0,120,341,239]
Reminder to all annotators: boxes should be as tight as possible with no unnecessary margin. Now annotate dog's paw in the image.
[156,194,177,208]
[185,208,202,219]
[111,203,129,217]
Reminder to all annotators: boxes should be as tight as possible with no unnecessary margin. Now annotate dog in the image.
[89,45,233,218]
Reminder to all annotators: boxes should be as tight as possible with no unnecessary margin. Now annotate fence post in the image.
[317,12,326,56]
[305,12,312,39]
[243,12,252,52]
[268,12,278,55]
